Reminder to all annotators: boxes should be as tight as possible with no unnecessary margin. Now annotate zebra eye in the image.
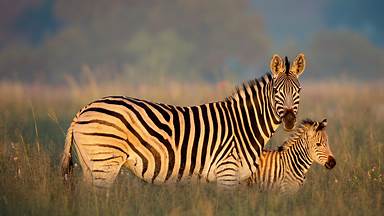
[298,87,302,93]
[316,142,321,147]
[273,87,278,94]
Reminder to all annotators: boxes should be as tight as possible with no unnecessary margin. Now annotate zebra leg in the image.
[72,131,129,188]
[215,153,241,189]
[77,147,127,188]
[90,154,127,188]
[280,179,302,194]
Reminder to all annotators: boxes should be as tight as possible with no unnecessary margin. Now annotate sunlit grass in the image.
[0,80,383,215]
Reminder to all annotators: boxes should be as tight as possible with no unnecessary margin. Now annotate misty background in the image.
[0,0,383,85]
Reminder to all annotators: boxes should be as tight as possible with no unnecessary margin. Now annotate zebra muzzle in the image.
[282,110,296,131]
[325,156,336,169]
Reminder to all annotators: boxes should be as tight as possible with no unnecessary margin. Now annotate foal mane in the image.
[278,119,315,151]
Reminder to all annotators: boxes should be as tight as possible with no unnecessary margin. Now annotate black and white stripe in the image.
[247,119,336,193]
[60,54,306,188]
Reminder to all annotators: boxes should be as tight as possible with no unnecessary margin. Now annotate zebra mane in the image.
[279,119,316,150]
[225,72,271,102]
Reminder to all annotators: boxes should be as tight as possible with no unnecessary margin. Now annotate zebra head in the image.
[307,119,336,169]
[270,53,306,131]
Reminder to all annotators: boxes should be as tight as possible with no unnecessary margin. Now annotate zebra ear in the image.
[290,53,306,77]
[270,54,285,78]
[316,119,327,131]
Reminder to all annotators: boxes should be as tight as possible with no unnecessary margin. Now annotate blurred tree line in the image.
[0,0,269,84]
[0,0,383,84]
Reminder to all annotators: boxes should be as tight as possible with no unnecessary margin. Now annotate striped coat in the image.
[61,53,306,188]
[246,119,336,193]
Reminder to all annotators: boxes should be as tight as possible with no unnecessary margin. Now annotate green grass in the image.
[0,81,383,215]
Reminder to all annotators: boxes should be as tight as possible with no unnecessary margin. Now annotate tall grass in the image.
[0,80,383,215]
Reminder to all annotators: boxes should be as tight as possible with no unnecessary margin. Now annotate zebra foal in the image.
[246,119,336,193]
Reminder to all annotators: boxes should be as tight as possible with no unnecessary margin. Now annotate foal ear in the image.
[316,119,327,131]
[270,54,285,78]
[290,53,306,77]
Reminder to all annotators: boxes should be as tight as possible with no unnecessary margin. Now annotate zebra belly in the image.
[123,151,215,184]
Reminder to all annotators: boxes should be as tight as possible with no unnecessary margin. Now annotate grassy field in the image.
[0,79,383,215]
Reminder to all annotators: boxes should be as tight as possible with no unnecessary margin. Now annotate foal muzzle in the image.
[325,156,336,169]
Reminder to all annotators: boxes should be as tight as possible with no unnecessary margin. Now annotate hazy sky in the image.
[2,0,382,48]
[253,0,384,49]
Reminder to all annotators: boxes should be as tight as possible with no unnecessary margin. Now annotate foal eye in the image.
[316,143,321,147]
[298,87,302,93]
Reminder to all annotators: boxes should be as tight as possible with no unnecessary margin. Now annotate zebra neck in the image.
[266,77,281,133]
[226,73,280,170]
[283,139,313,179]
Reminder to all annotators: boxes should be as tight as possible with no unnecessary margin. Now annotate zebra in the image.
[246,119,336,193]
[60,53,306,188]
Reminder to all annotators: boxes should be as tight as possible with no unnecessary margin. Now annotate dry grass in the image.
[0,79,383,215]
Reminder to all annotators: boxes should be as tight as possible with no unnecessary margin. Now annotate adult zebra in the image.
[246,119,336,193]
[61,53,306,188]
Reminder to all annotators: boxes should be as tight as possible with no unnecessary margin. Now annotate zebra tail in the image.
[61,121,75,181]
